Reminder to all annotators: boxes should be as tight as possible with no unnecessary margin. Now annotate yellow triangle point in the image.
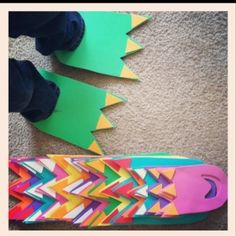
[126,38,142,55]
[162,202,179,216]
[150,184,162,195]
[88,140,103,155]
[105,93,123,107]
[96,114,113,130]
[159,184,176,200]
[148,202,161,214]
[86,159,105,172]
[131,14,149,29]
[120,64,139,80]
[162,184,176,197]
[148,168,160,179]
[161,168,176,180]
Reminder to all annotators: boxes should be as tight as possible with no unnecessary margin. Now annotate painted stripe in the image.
[72,181,92,194]
[39,159,56,172]
[74,208,93,224]
[64,179,83,193]
[63,204,85,219]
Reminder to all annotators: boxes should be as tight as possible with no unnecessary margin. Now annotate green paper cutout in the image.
[32,69,125,154]
[132,213,208,225]
[55,11,150,79]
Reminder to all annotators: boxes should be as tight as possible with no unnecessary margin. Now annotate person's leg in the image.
[9,12,85,122]
[9,59,59,122]
[9,11,85,55]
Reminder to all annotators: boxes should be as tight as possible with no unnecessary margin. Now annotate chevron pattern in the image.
[9,154,227,228]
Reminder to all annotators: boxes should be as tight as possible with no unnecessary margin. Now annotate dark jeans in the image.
[9,12,85,122]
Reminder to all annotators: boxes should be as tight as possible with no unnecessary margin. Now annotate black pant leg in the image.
[9,59,59,122]
[9,12,85,55]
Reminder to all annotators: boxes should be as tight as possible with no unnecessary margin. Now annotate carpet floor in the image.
[9,11,227,230]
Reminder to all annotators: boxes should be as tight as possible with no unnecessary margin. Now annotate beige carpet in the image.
[9,11,228,230]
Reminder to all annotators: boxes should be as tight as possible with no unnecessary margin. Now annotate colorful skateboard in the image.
[9,153,227,228]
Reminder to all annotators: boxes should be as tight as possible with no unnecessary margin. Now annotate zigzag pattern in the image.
[9,155,227,228]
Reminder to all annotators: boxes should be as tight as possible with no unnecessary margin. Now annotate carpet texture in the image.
[9,11,228,230]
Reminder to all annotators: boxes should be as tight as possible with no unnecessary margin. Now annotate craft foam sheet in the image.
[55,12,150,79]
[32,69,125,155]
[9,153,227,228]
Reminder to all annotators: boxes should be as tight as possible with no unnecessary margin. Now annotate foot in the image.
[64,12,85,51]
[21,80,60,123]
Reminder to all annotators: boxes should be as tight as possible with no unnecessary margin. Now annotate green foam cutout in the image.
[55,11,150,79]
[132,213,208,225]
[32,69,124,154]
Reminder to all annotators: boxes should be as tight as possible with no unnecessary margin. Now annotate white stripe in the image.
[72,181,92,194]
[135,204,146,215]
[40,178,56,198]
[74,208,93,224]
[25,210,42,222]
[65,158,82,172]
[136,185,148,197]
[63,204,85,219]
[23,161,44,173]
[63,179,83,193]
[74,162,89,172]
[26,183,43,199]
[20,162,36,174]
[135,169,147,179]
[39,159,56,172]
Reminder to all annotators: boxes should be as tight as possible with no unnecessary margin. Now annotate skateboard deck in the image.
[9,153,227,228]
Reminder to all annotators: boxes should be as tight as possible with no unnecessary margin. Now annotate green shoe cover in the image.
[32,69,125,154]
[55,11,150,80]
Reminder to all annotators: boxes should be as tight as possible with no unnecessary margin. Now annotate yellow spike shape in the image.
[148,201,161,214]
[158,184,177,200]
[162,202,179,216]
[150,184,163,195]
[96,114,113,130]
[162,184,176,197]
[125,38,142,55]
[160,168,176,181]
[105,93,124,107]
[88,140,103,155]
[120,64,139,80]
[131,14,149,29]
[148,168,160,179]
